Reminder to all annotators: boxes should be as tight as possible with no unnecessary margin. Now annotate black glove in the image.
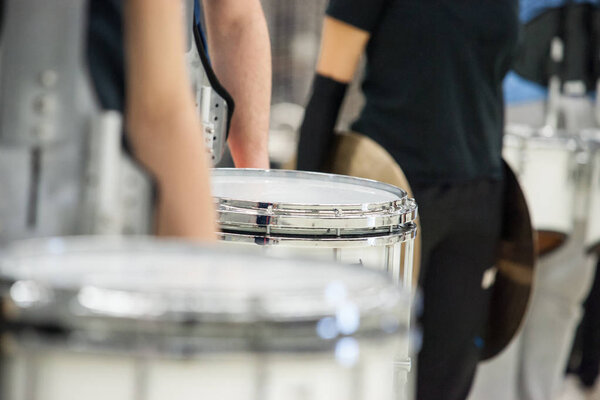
[296,74,348,172]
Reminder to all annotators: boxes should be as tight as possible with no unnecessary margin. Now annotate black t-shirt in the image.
[328,0,520,184]
[87,0,125,112]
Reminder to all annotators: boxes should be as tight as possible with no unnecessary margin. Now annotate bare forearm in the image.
[125,0,191,118]
[125,0,216,240]
[152,122,217,240]
[203,0,271,169]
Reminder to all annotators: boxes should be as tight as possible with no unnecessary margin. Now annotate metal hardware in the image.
[219,224,418,248]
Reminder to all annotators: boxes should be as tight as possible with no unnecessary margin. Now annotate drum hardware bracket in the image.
[185,3,232,166]
[393,358,412,372]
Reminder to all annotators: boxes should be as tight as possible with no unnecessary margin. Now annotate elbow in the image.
[207,0,266,39]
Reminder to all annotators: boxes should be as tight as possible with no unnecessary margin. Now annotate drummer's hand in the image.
[202,0,271,170]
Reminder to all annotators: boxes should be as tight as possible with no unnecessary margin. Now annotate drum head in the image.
[0,237,408,348]
[213,169,400,205]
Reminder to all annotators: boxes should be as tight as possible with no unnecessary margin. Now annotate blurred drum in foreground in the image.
[212,168,418,289]
[503,125,580,255]
[0,237,411,400]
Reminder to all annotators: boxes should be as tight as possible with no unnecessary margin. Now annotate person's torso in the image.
[353,0,520,184]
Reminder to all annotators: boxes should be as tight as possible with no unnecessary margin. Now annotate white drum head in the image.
[212,172,399,205]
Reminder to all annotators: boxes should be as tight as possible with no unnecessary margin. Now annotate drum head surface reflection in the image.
[0,237,407,334]
[212,169,400,205]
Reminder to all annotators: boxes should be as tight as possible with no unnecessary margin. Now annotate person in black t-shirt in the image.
[296,1,519,399]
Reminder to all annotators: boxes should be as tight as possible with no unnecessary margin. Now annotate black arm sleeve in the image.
[296,74,348,172]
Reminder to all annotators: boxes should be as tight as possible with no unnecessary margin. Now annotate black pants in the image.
[414,179,504,400]
[568,259,600,388]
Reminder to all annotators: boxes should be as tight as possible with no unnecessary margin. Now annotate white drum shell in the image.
[220,232,415,289]
[3,337,407,400]
[503,133,577,236]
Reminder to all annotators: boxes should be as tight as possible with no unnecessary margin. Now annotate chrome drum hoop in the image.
[218,223,418,248]
[212,169,418,235]
[216,208,418,236]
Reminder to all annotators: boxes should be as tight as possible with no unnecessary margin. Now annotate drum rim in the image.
[212,169,418,232]
[211,168,415,215]
[0,236,409,343]
[218,223,418,245]
[216,206,418,235]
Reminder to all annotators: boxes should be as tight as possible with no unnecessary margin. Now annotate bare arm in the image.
[316,16,370,83]
[202,0,271,169]
[124,0,216,240]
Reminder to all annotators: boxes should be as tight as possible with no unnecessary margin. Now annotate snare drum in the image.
[0,237,411,400]
[503,125,579,255]
[211,169,418,288]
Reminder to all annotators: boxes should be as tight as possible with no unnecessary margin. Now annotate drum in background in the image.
[211,168,418,288]
[581,129,600,255]
[503,125,579,255]
[268,103,304,168]
[0,237,411,400]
